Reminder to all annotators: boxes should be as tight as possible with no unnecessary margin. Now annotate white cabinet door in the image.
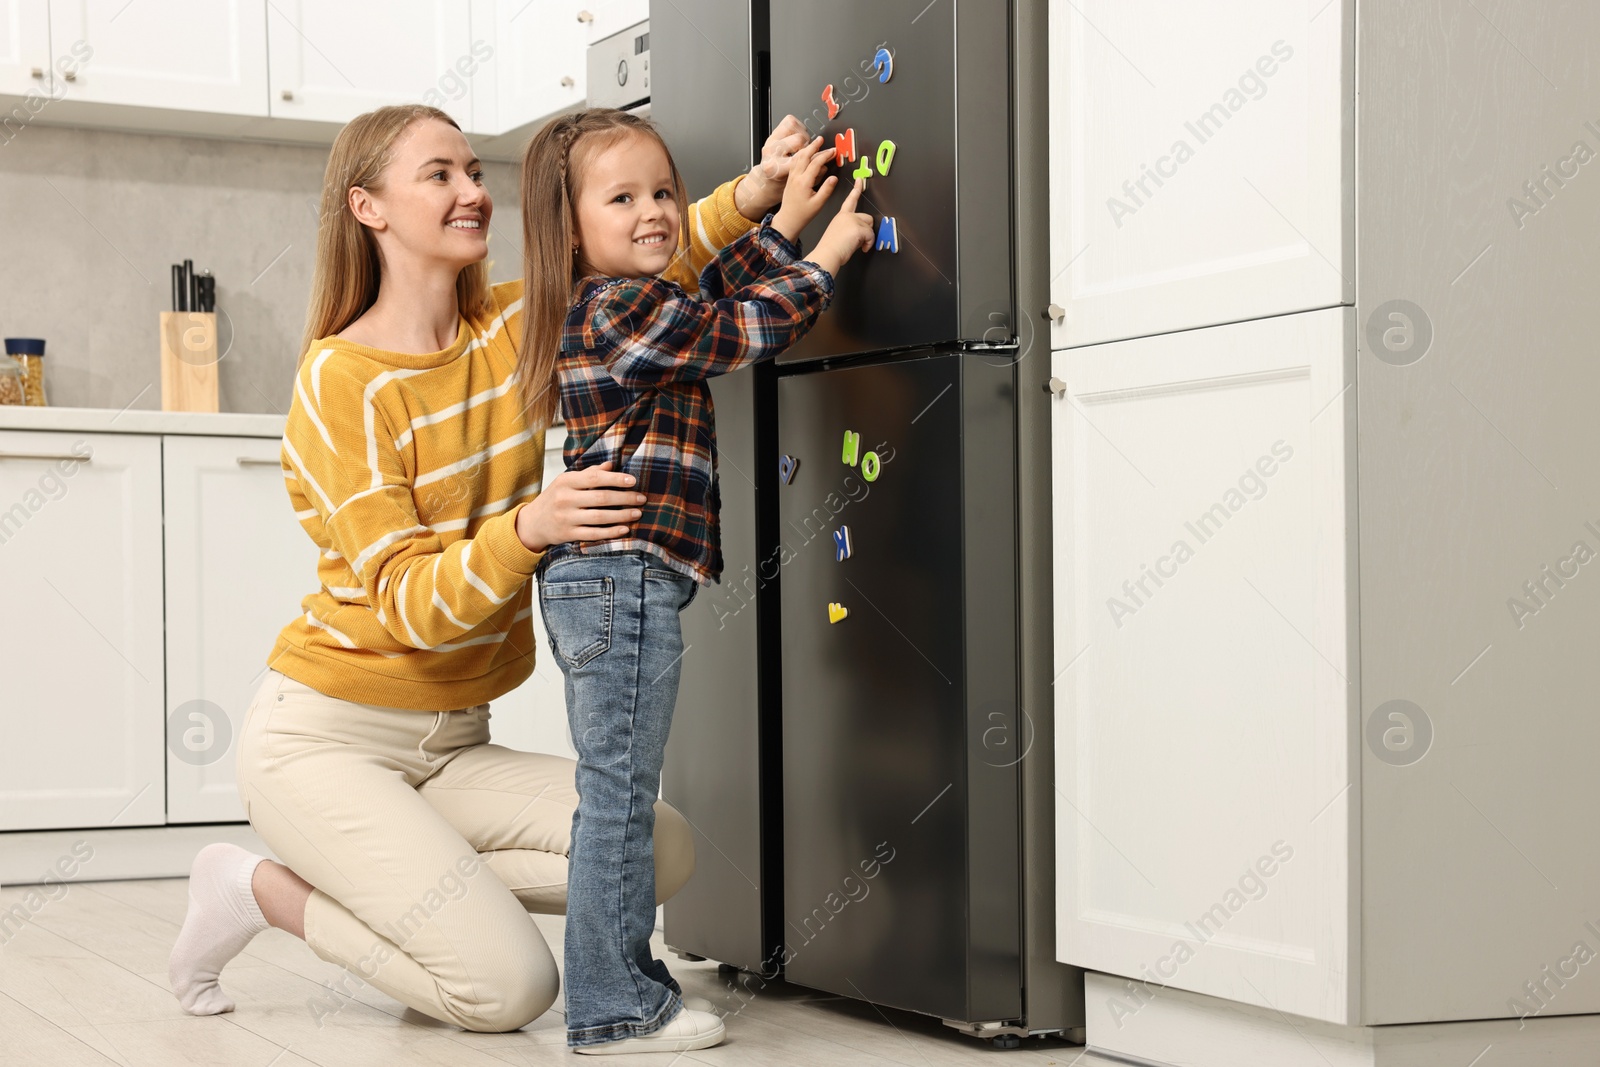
[481,0,588,135]
[1051,308,1359,1024]
[267,0,480,131]
[162,435,308,824]
[47,0,269,116]
[1048,0,1352,348]
[487,428,575,759]
[0,0,53,98]
[0,431,165,831]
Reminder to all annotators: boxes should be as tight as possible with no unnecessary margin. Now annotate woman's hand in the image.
[515,462,646,553]
[771,137,841,243]
[805,177,875,279]
[735,114,811,221]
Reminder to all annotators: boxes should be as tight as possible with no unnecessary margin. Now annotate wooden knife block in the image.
[160,312,219,413]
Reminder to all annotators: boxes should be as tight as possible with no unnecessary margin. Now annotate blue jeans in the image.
[536,551,697,1047]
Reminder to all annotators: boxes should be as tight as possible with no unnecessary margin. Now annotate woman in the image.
[167,103,806,1038]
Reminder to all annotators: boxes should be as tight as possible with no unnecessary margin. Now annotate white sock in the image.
[169,843,270,1015]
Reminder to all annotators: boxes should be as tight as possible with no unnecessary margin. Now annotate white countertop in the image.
[0,406,285,438]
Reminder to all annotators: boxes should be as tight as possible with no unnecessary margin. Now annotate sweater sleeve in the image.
[282,357,543,650]
[660,175,758,293]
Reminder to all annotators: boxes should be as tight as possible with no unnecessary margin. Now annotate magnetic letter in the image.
[822,84,840,120]
[828,602,849,624]
[852,155,873,181]
[835,128,857,163]
[833,525,853,562]
[778,454,798,484]
[875,216,899,253]
[875,139,896,175]
[841,430,861,467]
[873,47,893,83]
[860,452,881,482]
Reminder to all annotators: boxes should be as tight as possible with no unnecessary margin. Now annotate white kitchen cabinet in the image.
[489,428,576,760]
[1051,308,1357,1023]
[1047,0,1352,348]
[47,0,269,117]
[266,0,481,131]
[477,0,589,137]
[0,430,165,831]
[161,435,309,824]
[1052,2,1600,1062]
[0,0,52,98]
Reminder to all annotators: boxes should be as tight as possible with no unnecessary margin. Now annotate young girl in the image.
[166,103,811,1035]
[515,109,874,1054]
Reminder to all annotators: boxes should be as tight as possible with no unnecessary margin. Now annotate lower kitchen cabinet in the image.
[161,434,310,824]
[0,429,166,831]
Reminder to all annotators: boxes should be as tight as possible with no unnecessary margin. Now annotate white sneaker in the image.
[573,1007,726,1055]
[681,996,718,1013]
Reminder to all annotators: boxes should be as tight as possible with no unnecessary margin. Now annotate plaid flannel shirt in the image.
[552,218,834,583]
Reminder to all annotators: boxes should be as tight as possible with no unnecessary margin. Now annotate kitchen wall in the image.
[0,124,524,415]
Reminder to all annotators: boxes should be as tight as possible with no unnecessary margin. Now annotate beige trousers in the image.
[236,670,695,1033]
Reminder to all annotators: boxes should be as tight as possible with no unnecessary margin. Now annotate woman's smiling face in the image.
[353,118,491,270]
[571,132,679,279]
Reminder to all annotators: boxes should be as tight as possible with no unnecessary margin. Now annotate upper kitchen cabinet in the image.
[477,0,589,137]
[0,0,52,98]
[47,0,269,119]
[1048,0,1352,348]
[267,0,481,131]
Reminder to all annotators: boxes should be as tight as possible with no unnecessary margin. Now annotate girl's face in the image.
[352,119,491,270]
[571,132,679,278]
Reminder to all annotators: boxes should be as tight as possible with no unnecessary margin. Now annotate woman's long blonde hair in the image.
[516,108,689,429]
[299,104,493,361]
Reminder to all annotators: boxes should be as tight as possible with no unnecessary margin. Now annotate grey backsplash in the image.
[0,123,524,415]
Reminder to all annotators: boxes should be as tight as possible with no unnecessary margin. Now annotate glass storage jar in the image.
[0,357,24,406]
[3,338,46,406]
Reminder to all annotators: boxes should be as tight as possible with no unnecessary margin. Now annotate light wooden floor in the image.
[0,877,1117,1067]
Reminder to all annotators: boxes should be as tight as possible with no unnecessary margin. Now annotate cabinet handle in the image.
[560,75,575,88]
[1045,377,1068,398]
[0,449,93,462]
[237,456,280,467]
[30,67,44,79]
[281,89,295,102]
[576,10,594,22]
[1043,303,1066,324]
[61,70,77,82]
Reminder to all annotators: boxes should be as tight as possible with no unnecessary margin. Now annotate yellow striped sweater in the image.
[269,177,755,711]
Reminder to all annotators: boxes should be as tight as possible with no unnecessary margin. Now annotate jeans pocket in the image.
[540,576,614,668]
[645,567,697,610]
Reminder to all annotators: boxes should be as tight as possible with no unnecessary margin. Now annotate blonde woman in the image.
[166,104,805,1038]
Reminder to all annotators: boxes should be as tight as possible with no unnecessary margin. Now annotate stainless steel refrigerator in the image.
[656,0,1081,1045]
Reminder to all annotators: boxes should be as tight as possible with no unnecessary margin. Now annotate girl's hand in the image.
[771,137,840,243]
[515,462,646,553]
[806,178,875,278]
[736,115,810,220]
